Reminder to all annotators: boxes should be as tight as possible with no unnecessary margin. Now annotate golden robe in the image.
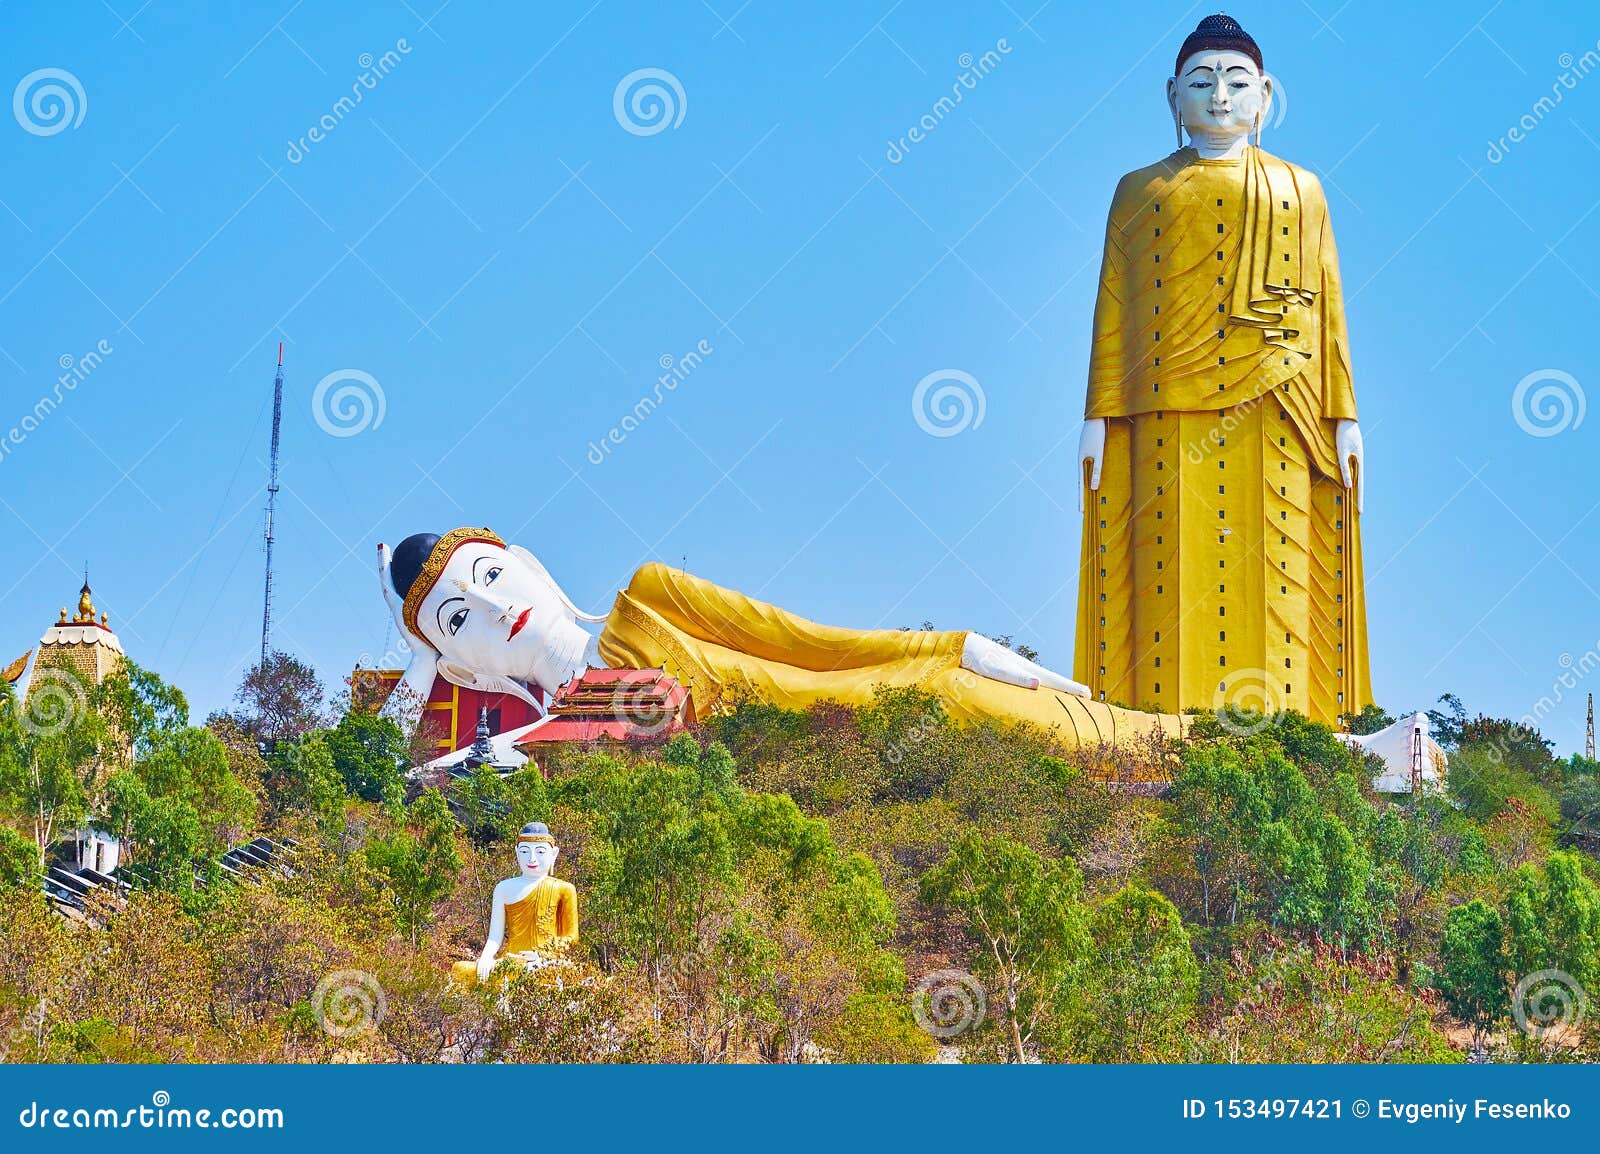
[451,877,578,984]
[1075,146,1370,724]
[597,561,1184,747]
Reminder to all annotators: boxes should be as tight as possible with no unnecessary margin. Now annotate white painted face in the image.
[1169,50,1271,143]
[515,839,559,881]
[415,541,570,679]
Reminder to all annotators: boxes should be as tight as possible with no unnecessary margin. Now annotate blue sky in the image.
[2,1,1597,752]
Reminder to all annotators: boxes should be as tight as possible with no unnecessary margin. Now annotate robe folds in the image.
[598,562,1185,748]
[450,877,579,984]
[1074,146,1370,724]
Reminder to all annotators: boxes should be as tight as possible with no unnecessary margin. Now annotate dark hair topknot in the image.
[1175,13,1262,76]
[390,532,441,600]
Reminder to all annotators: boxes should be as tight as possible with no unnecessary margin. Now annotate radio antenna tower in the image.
[1587,693,1595,762]
[261,343,285,667]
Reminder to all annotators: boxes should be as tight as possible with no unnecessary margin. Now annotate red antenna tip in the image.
[277,342,283,366]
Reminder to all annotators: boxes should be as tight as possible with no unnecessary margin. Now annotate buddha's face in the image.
[515,839,559,881]
[1170,50,1270,142]
[415,541,569,679]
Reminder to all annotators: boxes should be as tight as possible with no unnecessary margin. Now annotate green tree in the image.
[103,772,206,891]
[1504,852,1600,996]
[365,788,462,946]
[0,668,107,867]
[1270,710,1365,784]
[1559,775,1600,853]
[0,825,40,886]
[727,845,907,1063]
[262,733,345,829]
[1438,899,1507,1049]
[1458,716,1558,783]
[453,763,551,845]
[578,749,742,973]
[920,832,1088,1063]
[324,710,408,801]
[1566,753,1600,777]
[1427,692,1468,748]
[102,722,257,893]
[1170,738,1387,952]
[1074,885,1198,1061]
[454,763,511,844]
[1448,745,1558,825]
[94,663,189,758]
[1169,743,1267,923]
[135,724,257,841]
[1346,702,1396,736]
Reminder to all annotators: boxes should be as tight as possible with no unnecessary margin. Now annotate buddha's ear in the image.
[507,544,609,623]
[435,660,546,714]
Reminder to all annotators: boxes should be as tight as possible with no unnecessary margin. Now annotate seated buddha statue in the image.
[378,526,1184,747]
[452,822,579,985]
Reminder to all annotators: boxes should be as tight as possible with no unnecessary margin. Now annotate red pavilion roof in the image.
[514,667,692,749]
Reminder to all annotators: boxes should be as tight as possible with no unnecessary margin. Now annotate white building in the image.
[1337,712,1447,795]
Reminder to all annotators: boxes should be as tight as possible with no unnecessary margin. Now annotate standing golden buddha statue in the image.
[1075,14,1370,726]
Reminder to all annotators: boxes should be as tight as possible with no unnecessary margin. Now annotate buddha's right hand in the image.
[1078,418,1106,511]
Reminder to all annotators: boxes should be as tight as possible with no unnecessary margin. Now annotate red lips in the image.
[508,607,531,641]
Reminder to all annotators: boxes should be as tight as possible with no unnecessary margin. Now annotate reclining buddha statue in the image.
[376,527,1181,747]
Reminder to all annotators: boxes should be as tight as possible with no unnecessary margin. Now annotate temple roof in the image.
[515,667,692,750]
[10,577,125,699]
[2,649,30,686]
[547,666,690,719]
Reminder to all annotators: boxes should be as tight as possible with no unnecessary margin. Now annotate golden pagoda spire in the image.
[75,567,97,625]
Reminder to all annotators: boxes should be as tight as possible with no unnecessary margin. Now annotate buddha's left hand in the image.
[1336,419,1364,514]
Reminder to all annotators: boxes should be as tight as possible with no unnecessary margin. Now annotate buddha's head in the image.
[388,528,572,680]
[1168,14,1271,147]
[514,822,560,881]
[380,524,611,701]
